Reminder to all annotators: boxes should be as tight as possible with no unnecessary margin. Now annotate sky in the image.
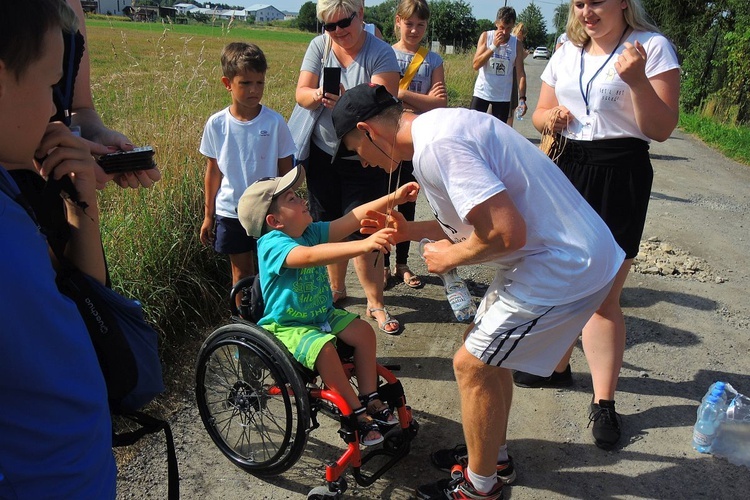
[231,1,563,30]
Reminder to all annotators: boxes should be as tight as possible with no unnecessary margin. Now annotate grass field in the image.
[86,19,477,357]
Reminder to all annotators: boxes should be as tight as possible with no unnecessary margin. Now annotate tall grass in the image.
[85,19,476,356]
[679,111,750,166]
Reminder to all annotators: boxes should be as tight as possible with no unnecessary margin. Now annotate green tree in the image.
[428,0,478,51]
[518,2,547,49]
[646,0,750,124]
[477,18,494,34]
[365,0,398,42]
[553,2,568,37]
[296,1,318,33]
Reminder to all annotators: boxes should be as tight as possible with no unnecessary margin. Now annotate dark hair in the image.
[495,6,517,25]
[0,0,77,80]
[221,42,268,79]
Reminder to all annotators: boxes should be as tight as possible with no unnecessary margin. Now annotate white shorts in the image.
[465,275,615,376]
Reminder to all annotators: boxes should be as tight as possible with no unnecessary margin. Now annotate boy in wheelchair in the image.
[237,165,418,446]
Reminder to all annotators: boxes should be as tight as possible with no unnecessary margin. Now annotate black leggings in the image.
[470,96,511,123]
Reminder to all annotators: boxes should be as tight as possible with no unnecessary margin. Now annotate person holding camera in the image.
[290,0,401,334]
[1,1,116,496]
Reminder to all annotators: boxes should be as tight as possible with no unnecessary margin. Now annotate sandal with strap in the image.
[366,307,401,335]
[331,287,347,305]
[354,407,384,446]
[394,264,423,289]
[361,393,398,427]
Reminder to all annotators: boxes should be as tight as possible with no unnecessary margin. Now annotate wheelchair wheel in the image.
[196,322,310,476]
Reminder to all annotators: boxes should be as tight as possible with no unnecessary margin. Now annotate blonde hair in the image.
[512,22,527,37]
[396,0,430,20]
[566,0,660,47]
[317,0,364,22]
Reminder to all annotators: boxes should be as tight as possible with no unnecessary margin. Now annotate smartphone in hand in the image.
[96,146,156,174]
[323,67,341,96]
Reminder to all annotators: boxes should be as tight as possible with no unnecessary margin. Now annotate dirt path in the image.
[116,58,750,499]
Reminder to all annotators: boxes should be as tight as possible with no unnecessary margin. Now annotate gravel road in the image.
[116,57,750,499]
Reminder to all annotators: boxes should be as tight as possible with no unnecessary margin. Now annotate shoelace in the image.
[588,405,621,429]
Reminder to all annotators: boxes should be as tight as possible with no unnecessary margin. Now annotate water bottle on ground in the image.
[727,391,750,422]
[419,239,477,323]
[693,393,724,453]
[703,381,727,405]
[709,386,750,467]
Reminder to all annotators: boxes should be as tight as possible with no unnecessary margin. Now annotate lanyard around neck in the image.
[578,27,629,116]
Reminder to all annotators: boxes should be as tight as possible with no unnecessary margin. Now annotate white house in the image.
[245,4,286,23]
[174,3,198,15]
[192,7,249,22]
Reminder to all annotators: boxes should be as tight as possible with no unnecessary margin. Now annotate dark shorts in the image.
[214,215,258,255]
[470,96,511,123]
[556,137,652,259]
[306,141,389,240]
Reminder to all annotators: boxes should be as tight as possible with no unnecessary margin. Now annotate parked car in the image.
[533,47,550,59]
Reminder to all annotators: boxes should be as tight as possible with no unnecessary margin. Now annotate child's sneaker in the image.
[415,465,504,499]
[430,444,516,485]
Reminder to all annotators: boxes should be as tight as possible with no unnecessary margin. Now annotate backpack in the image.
[0,172,179,499]
[237,274,265,322]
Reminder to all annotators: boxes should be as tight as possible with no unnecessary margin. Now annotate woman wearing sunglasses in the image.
[291,0,402,334]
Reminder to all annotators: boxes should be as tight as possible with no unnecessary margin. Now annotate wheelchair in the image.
[195,276,419,499]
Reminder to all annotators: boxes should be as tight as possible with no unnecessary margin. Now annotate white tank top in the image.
[473,32,517,102]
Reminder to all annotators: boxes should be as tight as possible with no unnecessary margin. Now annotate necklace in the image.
[578,26,629,116]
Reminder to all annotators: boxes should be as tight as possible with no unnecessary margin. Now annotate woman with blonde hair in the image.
[523,0,680,450]
[290,0,402,334]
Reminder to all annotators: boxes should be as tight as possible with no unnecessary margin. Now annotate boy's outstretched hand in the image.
[361,227,397,255]
[393,181,419,205]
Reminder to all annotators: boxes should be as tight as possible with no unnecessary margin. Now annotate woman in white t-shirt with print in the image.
[383,0,446,290]
[526,0,679,451]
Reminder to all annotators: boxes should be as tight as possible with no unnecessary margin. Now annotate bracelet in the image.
[488,43,497,52]
[519,96,526,101]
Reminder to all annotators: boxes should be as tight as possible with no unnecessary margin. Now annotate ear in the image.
[266,213,283,231]
[356,122,374,138]
[221,76,231,91]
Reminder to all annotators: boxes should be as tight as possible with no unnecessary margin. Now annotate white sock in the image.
[496,443,508,463]
[467,466,498,495]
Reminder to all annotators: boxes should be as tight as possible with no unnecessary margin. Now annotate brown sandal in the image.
[394,264,422,289]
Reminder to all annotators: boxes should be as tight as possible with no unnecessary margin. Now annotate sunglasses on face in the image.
[323,11,357,32]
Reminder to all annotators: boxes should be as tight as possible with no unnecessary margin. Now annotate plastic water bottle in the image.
[727,392,750,422]
[702,381,727,405]
[419,239,477,323]
[515,101,526,121]
[693,393,724,453]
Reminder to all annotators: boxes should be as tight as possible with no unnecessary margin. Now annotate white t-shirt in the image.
[393,47,444,96]
[300,33,400,155]
[200,106,296,218]
[410,108,625,306]
[542,30,679,142]
[473,32,518,102]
